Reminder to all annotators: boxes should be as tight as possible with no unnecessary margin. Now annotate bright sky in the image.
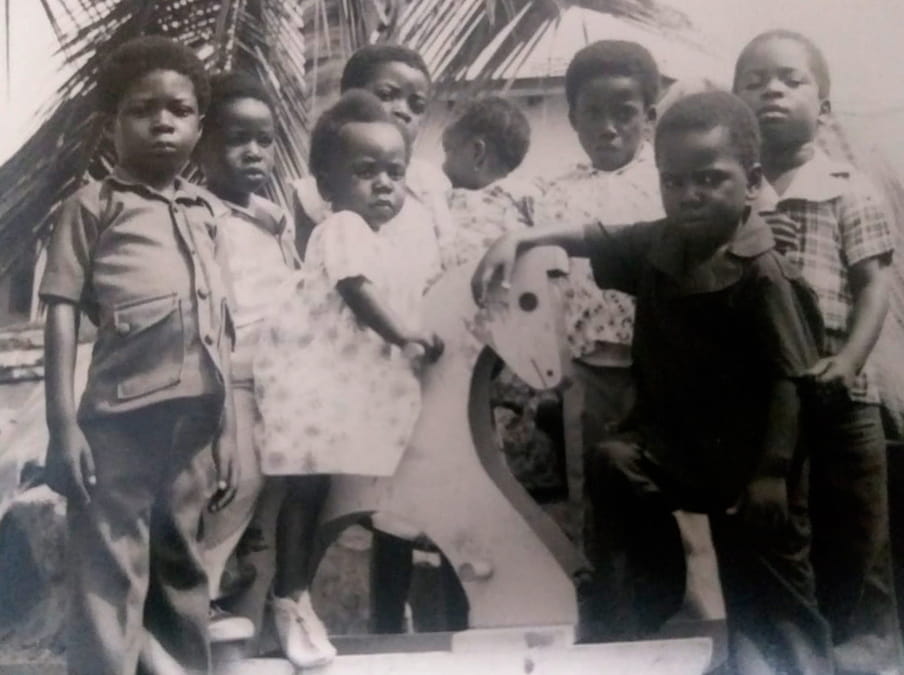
[2,0,904,163]
[675,0,904,113]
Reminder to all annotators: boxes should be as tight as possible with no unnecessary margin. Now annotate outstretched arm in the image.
[44,300,95,503]
[470,223,591,303]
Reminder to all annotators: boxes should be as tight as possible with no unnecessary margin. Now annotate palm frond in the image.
[0,0,693,282]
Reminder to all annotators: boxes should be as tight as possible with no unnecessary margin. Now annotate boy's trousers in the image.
[586,436,834,675]
[204,382,265,599]
[809,402,903,674]
[66,396,220,675]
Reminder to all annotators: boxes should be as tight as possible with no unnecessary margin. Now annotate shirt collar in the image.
[759,149,851,207]
[578,141,655,177]
[221,193,288,236]
[107,165,211,207]
[648,207,776,294]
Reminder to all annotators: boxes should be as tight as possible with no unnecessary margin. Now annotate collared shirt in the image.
[536,143,664,362]
[218,193,300,381]
[759,150,895,403]
[585,212,822,507]
[40,168,233,419]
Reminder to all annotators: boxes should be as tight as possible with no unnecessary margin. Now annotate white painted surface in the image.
[218,637,713,675]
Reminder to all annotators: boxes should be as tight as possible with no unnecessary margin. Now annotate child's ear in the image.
[817,98,831,125]
[745,163,764,202]
[472,137,488,167]
[101,113,116,143]
[568,107,577,132]
[315,174,333,203]
[645,104,657,126]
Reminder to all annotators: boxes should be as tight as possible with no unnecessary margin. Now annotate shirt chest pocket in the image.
[101,293,184,400]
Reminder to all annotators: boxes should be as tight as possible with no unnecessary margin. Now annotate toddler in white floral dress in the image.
[255,90,442,479]
[254,92,442,653]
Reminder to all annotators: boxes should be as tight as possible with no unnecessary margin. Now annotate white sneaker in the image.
[208,603,254,643]
[295,592,337,660]
[271,593,336,668]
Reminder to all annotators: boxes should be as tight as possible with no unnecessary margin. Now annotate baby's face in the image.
[569,74,651,171]
[734,38,827,146]
[365,61,430,141]
[657,125,758,244]
[200,97,275,201]
[328,121,408,227]
[441,126,478,190]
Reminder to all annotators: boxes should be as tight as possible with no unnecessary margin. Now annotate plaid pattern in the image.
[766,154,895,403]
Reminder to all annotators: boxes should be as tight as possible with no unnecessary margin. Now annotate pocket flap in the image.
[112,294,179,338]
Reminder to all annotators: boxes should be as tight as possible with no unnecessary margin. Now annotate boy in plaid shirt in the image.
[735,30,902,674]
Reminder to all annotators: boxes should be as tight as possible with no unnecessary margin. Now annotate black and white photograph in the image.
[2,1,904,673]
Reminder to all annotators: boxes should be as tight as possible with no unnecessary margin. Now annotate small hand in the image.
[209,429,239,512]
[806,355,857,392]
[403,331,445,365]
[734,475,788,534]
[46,422,96,505]
[470,233,520,305]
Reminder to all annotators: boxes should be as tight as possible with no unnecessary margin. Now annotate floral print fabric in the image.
[253,209,439,477]
[536,143,664,359]
[443,176,542,268]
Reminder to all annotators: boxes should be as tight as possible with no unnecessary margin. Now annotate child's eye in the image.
[124,102,152,116]
[661,176,680,190]
[409,97,426,115]
[614,106,637,123]
[695,171,723,188]
[740,75,765,90]
[257,134,274,148]
[375,87,397,102]
[388,165,406,181]
[354,166,378,179]
[171,104,195,117]
[224,130,254,146]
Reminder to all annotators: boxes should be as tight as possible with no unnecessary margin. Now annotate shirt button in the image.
[197,287,209,299]
[204,334,214,346]
[190,248,197,256]
[115,322,131,336]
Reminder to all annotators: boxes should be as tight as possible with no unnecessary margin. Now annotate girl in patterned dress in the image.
[252,90,443,659]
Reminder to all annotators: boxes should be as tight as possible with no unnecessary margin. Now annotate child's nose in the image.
[151,110,175,131]
[392,105,412,125]
[762,76,784,96]
[678,182,703,206]
[372,171,392,190]
[598,118,618,138]
[244,143,263,160]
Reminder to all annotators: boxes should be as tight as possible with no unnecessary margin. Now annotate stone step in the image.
[216,632,712,675]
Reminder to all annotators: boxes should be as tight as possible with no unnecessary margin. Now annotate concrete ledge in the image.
[217,636,712,675]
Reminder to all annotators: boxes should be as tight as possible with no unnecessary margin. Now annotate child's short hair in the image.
[96,35,210,115]
[204,71,274,137]
[448,96,530,172]
[655,90,761,170]
[565,40,660,110]
[309,89,410,183]
[734,30,830,98]
[339,44,431,92]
